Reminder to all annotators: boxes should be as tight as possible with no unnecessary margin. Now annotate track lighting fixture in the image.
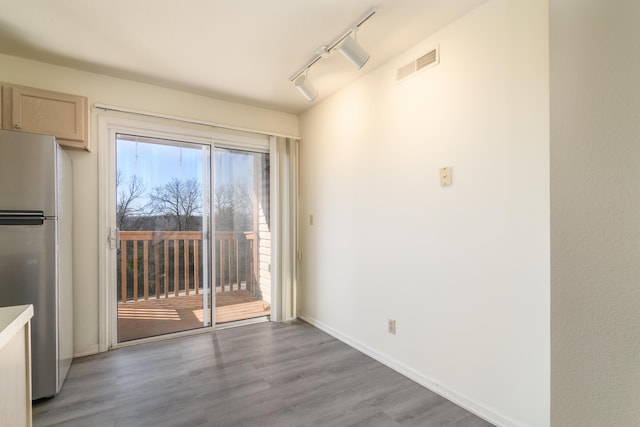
[289,8,376,102]
[294,71,318,102]
[337,34,370,69]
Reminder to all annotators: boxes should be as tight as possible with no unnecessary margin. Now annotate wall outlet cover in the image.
[388,319,397,335]
[440,166,452,186]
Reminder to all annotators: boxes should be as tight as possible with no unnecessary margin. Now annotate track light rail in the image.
[288,8,377,82]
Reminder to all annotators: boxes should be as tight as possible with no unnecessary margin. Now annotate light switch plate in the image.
[440,167,452,186]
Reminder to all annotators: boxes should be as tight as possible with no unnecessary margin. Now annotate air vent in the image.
[416,49,438,70]
[396,62,415,81]
[396,46,439,82]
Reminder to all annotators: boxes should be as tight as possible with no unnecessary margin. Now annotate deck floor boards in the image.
[117,290,270,342]
[33,321,494,427]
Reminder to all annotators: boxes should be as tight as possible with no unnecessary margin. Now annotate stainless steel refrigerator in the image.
[0,129,73,400]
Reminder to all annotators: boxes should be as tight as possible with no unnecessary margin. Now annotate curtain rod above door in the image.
[94,103,300,140]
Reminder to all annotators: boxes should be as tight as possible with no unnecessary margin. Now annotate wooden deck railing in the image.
[118,230,258,303]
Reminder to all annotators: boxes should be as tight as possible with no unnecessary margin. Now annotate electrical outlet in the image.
[388,319,396,335]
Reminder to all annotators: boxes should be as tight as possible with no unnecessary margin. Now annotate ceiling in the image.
[0,0,486,114]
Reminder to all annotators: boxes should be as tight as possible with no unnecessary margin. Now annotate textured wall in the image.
[550,1,640,426]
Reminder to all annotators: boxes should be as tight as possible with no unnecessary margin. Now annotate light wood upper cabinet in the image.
[1,83,89,151]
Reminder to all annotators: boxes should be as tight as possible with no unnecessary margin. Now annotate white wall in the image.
[0,54,298,356]
[550,1,640,426]
[298,1,549,426]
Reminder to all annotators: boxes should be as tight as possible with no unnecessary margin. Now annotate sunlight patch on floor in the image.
[118,308,180,320]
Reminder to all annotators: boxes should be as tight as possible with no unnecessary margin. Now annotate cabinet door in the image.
[4,85,88,151]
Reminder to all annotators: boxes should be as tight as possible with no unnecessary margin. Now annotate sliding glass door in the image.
[213,147,271,324]
[115,134,211,342]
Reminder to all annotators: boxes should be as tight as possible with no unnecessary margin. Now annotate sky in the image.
[116,134,257,208]
[117,135,205,188]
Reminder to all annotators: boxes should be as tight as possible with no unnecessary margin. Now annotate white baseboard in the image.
[73,344,100,358]
[298,314,522,427]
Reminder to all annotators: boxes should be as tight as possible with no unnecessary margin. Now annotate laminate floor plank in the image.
[345,412,401,427]
[33,320,494,427]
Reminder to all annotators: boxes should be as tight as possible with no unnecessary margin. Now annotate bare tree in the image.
[214,183,252,231]
[116,170,148,230]
[150,177,202,230]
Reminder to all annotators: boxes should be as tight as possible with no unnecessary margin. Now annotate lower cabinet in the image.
[0,305,34,427]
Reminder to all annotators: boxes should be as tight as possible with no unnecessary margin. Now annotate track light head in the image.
[289,8,375,101]
[337,35,370,69]
[294,73,318,102]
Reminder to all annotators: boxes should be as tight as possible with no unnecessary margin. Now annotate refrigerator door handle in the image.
[108,227,121,250]
[0,210,45,225]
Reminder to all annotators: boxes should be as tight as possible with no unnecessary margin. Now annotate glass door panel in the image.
[214,148,271,323]
[116,134,211,342]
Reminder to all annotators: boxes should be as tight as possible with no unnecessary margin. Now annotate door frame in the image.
[98,113,280,350]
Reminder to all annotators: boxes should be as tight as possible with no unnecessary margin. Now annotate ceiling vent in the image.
[396,46,439,82]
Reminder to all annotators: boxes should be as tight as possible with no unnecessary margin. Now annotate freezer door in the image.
[0,218,58,399]
[0,130,58,216]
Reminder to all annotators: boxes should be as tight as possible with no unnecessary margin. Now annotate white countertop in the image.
[0,305,34,350]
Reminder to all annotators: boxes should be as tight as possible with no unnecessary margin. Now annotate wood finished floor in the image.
[33,321,494,427]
